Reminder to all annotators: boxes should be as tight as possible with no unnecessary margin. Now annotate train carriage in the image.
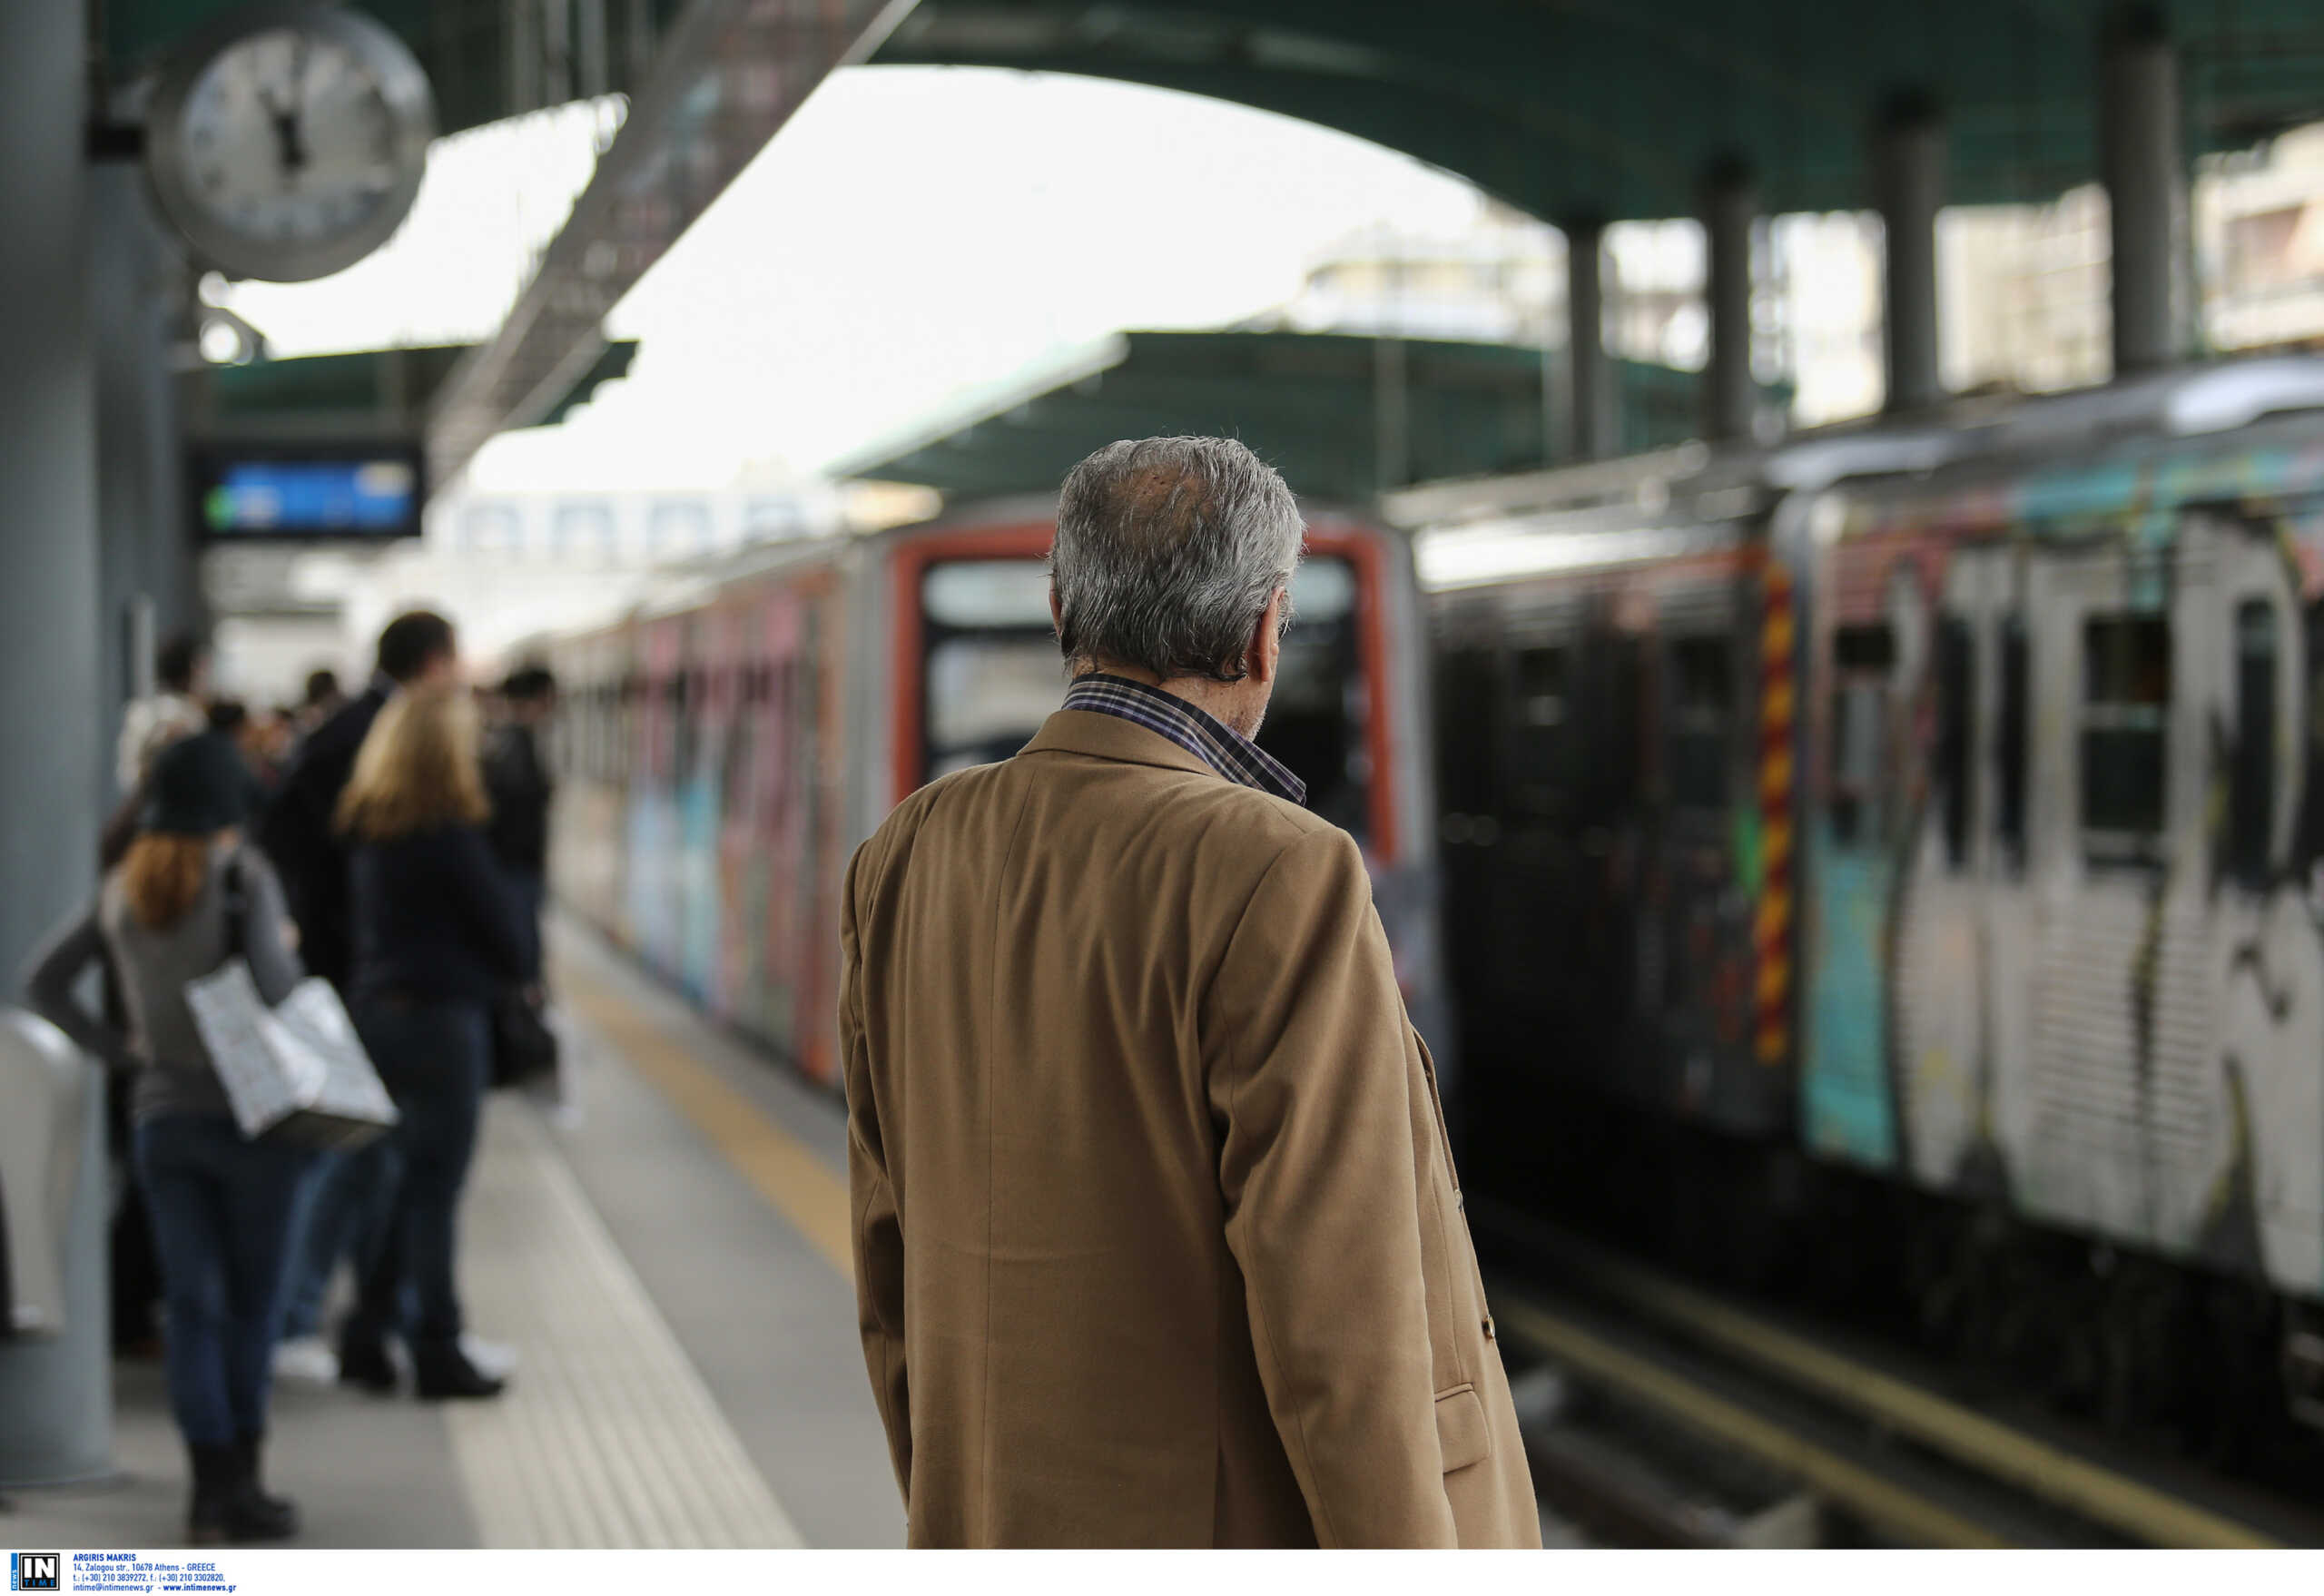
[1419,358,2324,1429]
[548,498,1447,1089]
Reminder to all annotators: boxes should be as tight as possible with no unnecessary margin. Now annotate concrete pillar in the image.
[0,0,113,1488]
[92,163,201,792]
[1873,94,1945,413]
[1700,160,1757,443]
[2099,6,2191,376]
[1565,218,1617,460]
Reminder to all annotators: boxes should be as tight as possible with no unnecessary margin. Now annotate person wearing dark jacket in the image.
[481,664,556,922]
[333,683,537,1400]
[24,732,310,1544]
[260,612,458,1385]
[256,612,457,990]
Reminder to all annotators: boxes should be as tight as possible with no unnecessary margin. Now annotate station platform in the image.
[1,919,906,1550]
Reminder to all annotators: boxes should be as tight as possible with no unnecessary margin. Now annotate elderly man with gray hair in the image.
[841,437,1538,1548]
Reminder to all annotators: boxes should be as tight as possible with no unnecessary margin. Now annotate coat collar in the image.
[1019,706,1230,783]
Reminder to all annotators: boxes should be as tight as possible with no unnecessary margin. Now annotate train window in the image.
[1254,558,1368,840]
[1827,623,1892,847]
[1667,635,1730,812]
[921,560,1063,780]
[1995,618,2029,872]
[2231,601,2277,890]
[1935,618,1974,869]
[2081,614,2171,863]
[924,561,1053,628]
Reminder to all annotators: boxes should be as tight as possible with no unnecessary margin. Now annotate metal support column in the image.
[2099,6,2190,376]
[1566,218,1616,460]
[0,0,113,1488]
[1700,160,1757,443]
[1374,334,1410,495]
[1873,94,1945,414]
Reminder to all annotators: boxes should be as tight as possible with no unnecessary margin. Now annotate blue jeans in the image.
[277,1135,397,1341]
[133,1115,314,1448]
[347,998,490,1346]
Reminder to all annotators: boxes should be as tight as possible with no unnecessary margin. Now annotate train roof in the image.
[1397,355,2324,584]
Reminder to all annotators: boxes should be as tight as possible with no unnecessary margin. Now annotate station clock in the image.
[144,4,436,283]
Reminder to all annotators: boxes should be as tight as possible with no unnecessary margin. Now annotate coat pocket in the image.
[1433,1383,1491,1473]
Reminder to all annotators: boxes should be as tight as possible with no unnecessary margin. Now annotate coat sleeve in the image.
[21,906,139,1076]
[841,836,911,1503]
[1203,825,1457,1549]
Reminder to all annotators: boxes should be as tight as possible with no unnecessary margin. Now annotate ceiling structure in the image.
[105,1,2324,491]
[872,1,2324,222]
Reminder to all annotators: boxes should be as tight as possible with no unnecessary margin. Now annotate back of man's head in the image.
[501,664,556,704]
[303,667,341,706]
[157,634,205,695]
[1051,436,1303,684]
[376,610,457,685]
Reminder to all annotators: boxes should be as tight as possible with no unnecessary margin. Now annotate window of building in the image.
[648,499,713,557]
[2081,614,2171,864]
[552,502,616,558]
[460,503,519,554]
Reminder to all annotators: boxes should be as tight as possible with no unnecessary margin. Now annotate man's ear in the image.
[1247,588,1285,685]
[1049,586,1064,640]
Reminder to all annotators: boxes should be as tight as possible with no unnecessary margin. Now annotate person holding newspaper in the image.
[22,729,314,1545]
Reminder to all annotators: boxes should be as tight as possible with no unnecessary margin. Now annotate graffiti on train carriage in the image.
[1800,438,2324,1300]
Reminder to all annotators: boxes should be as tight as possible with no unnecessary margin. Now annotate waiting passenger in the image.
[840,436,1539,1547]
[482,664,557,930]
[261,613,458,1386]
[23,731,311,1544]
[333,685,536,1400]
[117,633,211,794]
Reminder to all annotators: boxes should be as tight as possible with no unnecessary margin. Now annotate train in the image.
[540,358,2324,1449]
[541,497,1448,1089]
[1420,357,2324,1449]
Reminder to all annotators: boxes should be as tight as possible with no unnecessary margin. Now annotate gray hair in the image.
[1050,437,1304,683]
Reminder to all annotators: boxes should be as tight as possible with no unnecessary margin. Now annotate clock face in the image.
[148,5,434,282]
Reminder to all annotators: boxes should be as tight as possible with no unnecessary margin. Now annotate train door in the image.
[1893,540,2024,1198]
[2004,524,2211,1254]
[1432,600,1504,1059]
[676,614,725,1010]
[2191,510,2323,1292]
[1801,552,1924,1170]
[628,619,683,973]
[1653,607,1750,1120]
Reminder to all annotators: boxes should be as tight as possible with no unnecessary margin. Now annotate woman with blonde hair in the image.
[25,731,309,1543]
[333,685,536,1400]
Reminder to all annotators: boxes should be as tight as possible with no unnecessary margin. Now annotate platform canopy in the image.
[106,2,2324,483]
[872,0,2324,222]
[832,330,1782,503]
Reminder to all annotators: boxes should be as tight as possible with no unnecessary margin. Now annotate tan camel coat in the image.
[842,706,1539,1548]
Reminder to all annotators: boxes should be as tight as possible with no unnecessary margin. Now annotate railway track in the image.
[1476,1202,2324,1549]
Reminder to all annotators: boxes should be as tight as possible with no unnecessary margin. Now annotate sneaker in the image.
[271,1335,340,1385]
[460,1334,519,1380]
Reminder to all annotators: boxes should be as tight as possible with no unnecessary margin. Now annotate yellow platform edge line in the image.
[1578,1254,2279,1550]
[558,976,856,1282]
[1498,1300,2010,1550]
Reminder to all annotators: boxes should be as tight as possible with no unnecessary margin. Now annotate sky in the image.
[219,66,1492,494]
